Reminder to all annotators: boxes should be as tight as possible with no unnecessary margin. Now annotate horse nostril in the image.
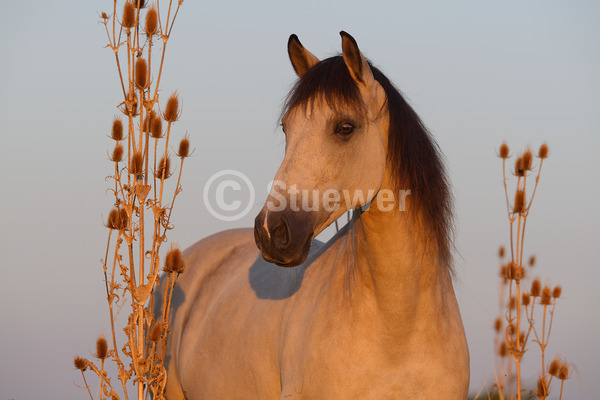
[272,218,290,249]
[254,213,265,250]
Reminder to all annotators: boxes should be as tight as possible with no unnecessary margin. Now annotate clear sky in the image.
[1,0,599,398]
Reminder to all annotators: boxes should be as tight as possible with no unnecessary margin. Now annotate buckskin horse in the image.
[159,31,469,399]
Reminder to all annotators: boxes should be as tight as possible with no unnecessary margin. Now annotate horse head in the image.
[254,32,389,267]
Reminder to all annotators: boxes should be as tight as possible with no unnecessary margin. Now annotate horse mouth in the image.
[254,210,316,268]
[260,248,310,268]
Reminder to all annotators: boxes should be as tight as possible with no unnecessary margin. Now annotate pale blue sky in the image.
[1,1,599,398]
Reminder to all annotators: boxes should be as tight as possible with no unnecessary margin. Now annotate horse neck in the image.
[349,172,452,330]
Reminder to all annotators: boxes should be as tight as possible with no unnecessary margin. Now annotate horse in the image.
[158,31,469,399]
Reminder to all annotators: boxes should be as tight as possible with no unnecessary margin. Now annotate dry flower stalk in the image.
[75,2,187,399]
[490,143,571,400]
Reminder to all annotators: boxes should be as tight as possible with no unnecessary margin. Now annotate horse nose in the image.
[254,212,291,252]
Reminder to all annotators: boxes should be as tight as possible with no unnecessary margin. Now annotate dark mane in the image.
[282,56,454,270]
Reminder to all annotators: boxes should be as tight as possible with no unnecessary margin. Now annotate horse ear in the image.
[288,34,320,77]
[340,31,374,86]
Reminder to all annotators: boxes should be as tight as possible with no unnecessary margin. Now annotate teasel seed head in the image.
[498,246,505,258]
[107,208,128,230]
[130,152,144,176]
[121,90,139,116]
[548,358,560,377]
[118,208,129,230]
[145,6,158,36]
[177,135,190,158]
[538,143,549,159]
[150,323,162,342]
[122,2,136,28]
[541,286,552,305]
[499,143,509,159]
[134,0,147,8]
[537,376,549,398]
[558,363,570,380]
[95,336,108,360]
[500,264,507,279]
[111,118,123,141]
[494,317,502,333]
[505,262,516,280]
[156,156,171,179]
[514,156,525,176]
[522,149,533,171]
[513,189,525,213]
[165,245,185,273]
[111,145,124,162]
[74,355,89,371]
[522,292,531,306]
[506,323,515,336]
[106,209,119,230]
[135,58,148,89]
[529,255,536,267]
[101,12,109,21]
[552,285,562,298]
[531,279,541,297]
[499,341,508,357]
[163,92,180,123]
[151,116,163,138]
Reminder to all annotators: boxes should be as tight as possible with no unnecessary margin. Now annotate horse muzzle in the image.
[254,209,315,267]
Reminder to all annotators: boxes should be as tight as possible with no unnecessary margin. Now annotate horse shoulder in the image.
[159,228,259,399]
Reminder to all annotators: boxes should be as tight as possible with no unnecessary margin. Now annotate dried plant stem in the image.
[527,160,544,210]
[79,370,94,400]
[165,158,184,222]
[158,121,173,205]
[541,304,548,372]
[100,359,106,399]
[151,43,168,104]
[77,3,188,398]
[559,380,565,400]
[167,1,182,37]
[493,144,571,400]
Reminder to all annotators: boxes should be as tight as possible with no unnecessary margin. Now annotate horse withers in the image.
[158,31,469,399]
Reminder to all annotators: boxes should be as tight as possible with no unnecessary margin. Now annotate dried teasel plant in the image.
[490,143,571,400]
[74,1,189,399]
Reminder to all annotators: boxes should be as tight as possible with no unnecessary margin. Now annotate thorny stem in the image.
[559,380,565,400]
[153,138,159,200]
[103,230,113,304]
[112,0,117,47]
[165,158,185,227]
[527,159,545,210]
[147,35,153,91]
[79,370,94,400]
[547,300,557,345]
[514,185,523,399]
[87,363,117,398]
[114,53,127,99]
[541,304,548,377]
[100,359,106,400]
[167,1,182,37]
[151,39,169,105]
[165,0,174,36]
[88,2,187,398]
[134,6,145,387]
[498,149,555,400]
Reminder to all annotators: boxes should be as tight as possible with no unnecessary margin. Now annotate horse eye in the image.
[336,123,355,138]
